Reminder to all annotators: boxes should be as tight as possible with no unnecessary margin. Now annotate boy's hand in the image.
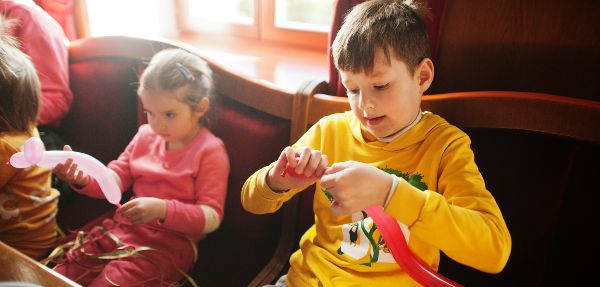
[267,146,328,192]
[52,145,90,187]
[117,197,167,225]
[321,161,392,216]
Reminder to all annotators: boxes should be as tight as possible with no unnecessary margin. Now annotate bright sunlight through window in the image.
[275,0,333,32]
[188,0,254,25]
[86,0,177,37]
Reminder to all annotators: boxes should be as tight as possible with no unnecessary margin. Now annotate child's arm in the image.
[241,146,328,214]
[387,136,511,273]
[156,142,230,235]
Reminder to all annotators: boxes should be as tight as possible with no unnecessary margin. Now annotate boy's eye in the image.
[166,112,176,118]
[374,83,390,90]
[144,110,152,116]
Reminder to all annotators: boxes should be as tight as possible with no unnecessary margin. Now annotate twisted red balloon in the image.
[366,205,462,287]
[282,159,462,286]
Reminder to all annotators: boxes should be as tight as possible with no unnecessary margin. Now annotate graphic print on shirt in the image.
[0,193,19,220]
[330,167,428,267]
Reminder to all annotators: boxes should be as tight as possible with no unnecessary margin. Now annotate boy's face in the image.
[340,49,433,139]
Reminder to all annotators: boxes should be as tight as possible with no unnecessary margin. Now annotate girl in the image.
[0,17,59,260]
[52,49,230,286]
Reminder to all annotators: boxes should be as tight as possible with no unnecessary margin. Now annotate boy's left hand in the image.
[321,161,392,216]
[117,197,167,225]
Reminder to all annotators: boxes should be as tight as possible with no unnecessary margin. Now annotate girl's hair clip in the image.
[175,63,195,82]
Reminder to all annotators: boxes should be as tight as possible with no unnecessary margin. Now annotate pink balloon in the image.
[9,137,122,206]
[23,137,44,164]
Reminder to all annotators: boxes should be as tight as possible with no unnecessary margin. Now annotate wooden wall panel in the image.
[430,0,600,102]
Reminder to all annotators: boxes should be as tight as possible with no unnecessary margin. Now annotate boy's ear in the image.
[416,58,434,93]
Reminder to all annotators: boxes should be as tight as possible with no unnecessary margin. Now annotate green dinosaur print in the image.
[321,167,427,202]
[379,167,428,191]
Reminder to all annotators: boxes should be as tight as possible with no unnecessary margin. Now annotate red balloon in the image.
[366,205,462,287]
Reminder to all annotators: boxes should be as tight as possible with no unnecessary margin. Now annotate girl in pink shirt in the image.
[51,49,230,286]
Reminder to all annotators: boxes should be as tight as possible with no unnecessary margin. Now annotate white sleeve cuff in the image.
[384,174,400,208]
[201,205,221,234]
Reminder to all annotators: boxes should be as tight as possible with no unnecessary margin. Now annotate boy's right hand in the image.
[52,145,90,187]
[266,146,328,192]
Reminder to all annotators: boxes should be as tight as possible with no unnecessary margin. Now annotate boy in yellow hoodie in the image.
[241,1,511,286]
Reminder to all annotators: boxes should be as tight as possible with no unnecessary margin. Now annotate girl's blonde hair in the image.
[0,16,40,133]
[138,49,214,126]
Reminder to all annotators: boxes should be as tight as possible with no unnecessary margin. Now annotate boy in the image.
[241,0,511,286]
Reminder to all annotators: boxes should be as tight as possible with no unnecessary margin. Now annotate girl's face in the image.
[339,49,433,139]
[139,89,207,151]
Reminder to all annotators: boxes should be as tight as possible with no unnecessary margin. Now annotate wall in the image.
[430,0,600,102]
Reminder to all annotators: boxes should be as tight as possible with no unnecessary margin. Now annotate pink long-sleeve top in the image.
[77,124,230,241]
[1,0,73,127]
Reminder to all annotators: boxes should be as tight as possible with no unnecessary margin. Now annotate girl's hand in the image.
[266,146,328,192]
[117,197,167,225]
[52,145,90,187]
[321,161,392,216]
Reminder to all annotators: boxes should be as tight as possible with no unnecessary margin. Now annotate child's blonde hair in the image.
[138,49,214,126]
[332,0,431,75]
[0,16,40,133]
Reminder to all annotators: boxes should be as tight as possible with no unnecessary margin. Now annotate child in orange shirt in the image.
[0,16,59,260]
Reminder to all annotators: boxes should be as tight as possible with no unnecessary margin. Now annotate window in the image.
[179,0,334,50]
[85,0,178,37]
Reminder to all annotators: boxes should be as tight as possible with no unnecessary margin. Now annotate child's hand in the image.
[267,146,328,192]
[321,161,392,216]
[52,145,90,187]
[117,197,167,225]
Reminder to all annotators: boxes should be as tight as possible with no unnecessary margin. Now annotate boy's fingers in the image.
[316,155,329,177]
[303,150,323,177]
[282,147,296,168]
[296,148,311,172]
[273,150,289,176]
[323,161,351,175]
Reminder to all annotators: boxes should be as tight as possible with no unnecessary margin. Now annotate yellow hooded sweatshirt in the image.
[242,111,511,287]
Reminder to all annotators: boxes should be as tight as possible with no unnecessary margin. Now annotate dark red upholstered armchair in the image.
[55,36,308,286]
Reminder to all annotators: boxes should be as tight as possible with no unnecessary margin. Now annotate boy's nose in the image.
[358,92,375,111]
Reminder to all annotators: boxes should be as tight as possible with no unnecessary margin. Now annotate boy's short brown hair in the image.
[0,17,40,133]
[332,0,431,75]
